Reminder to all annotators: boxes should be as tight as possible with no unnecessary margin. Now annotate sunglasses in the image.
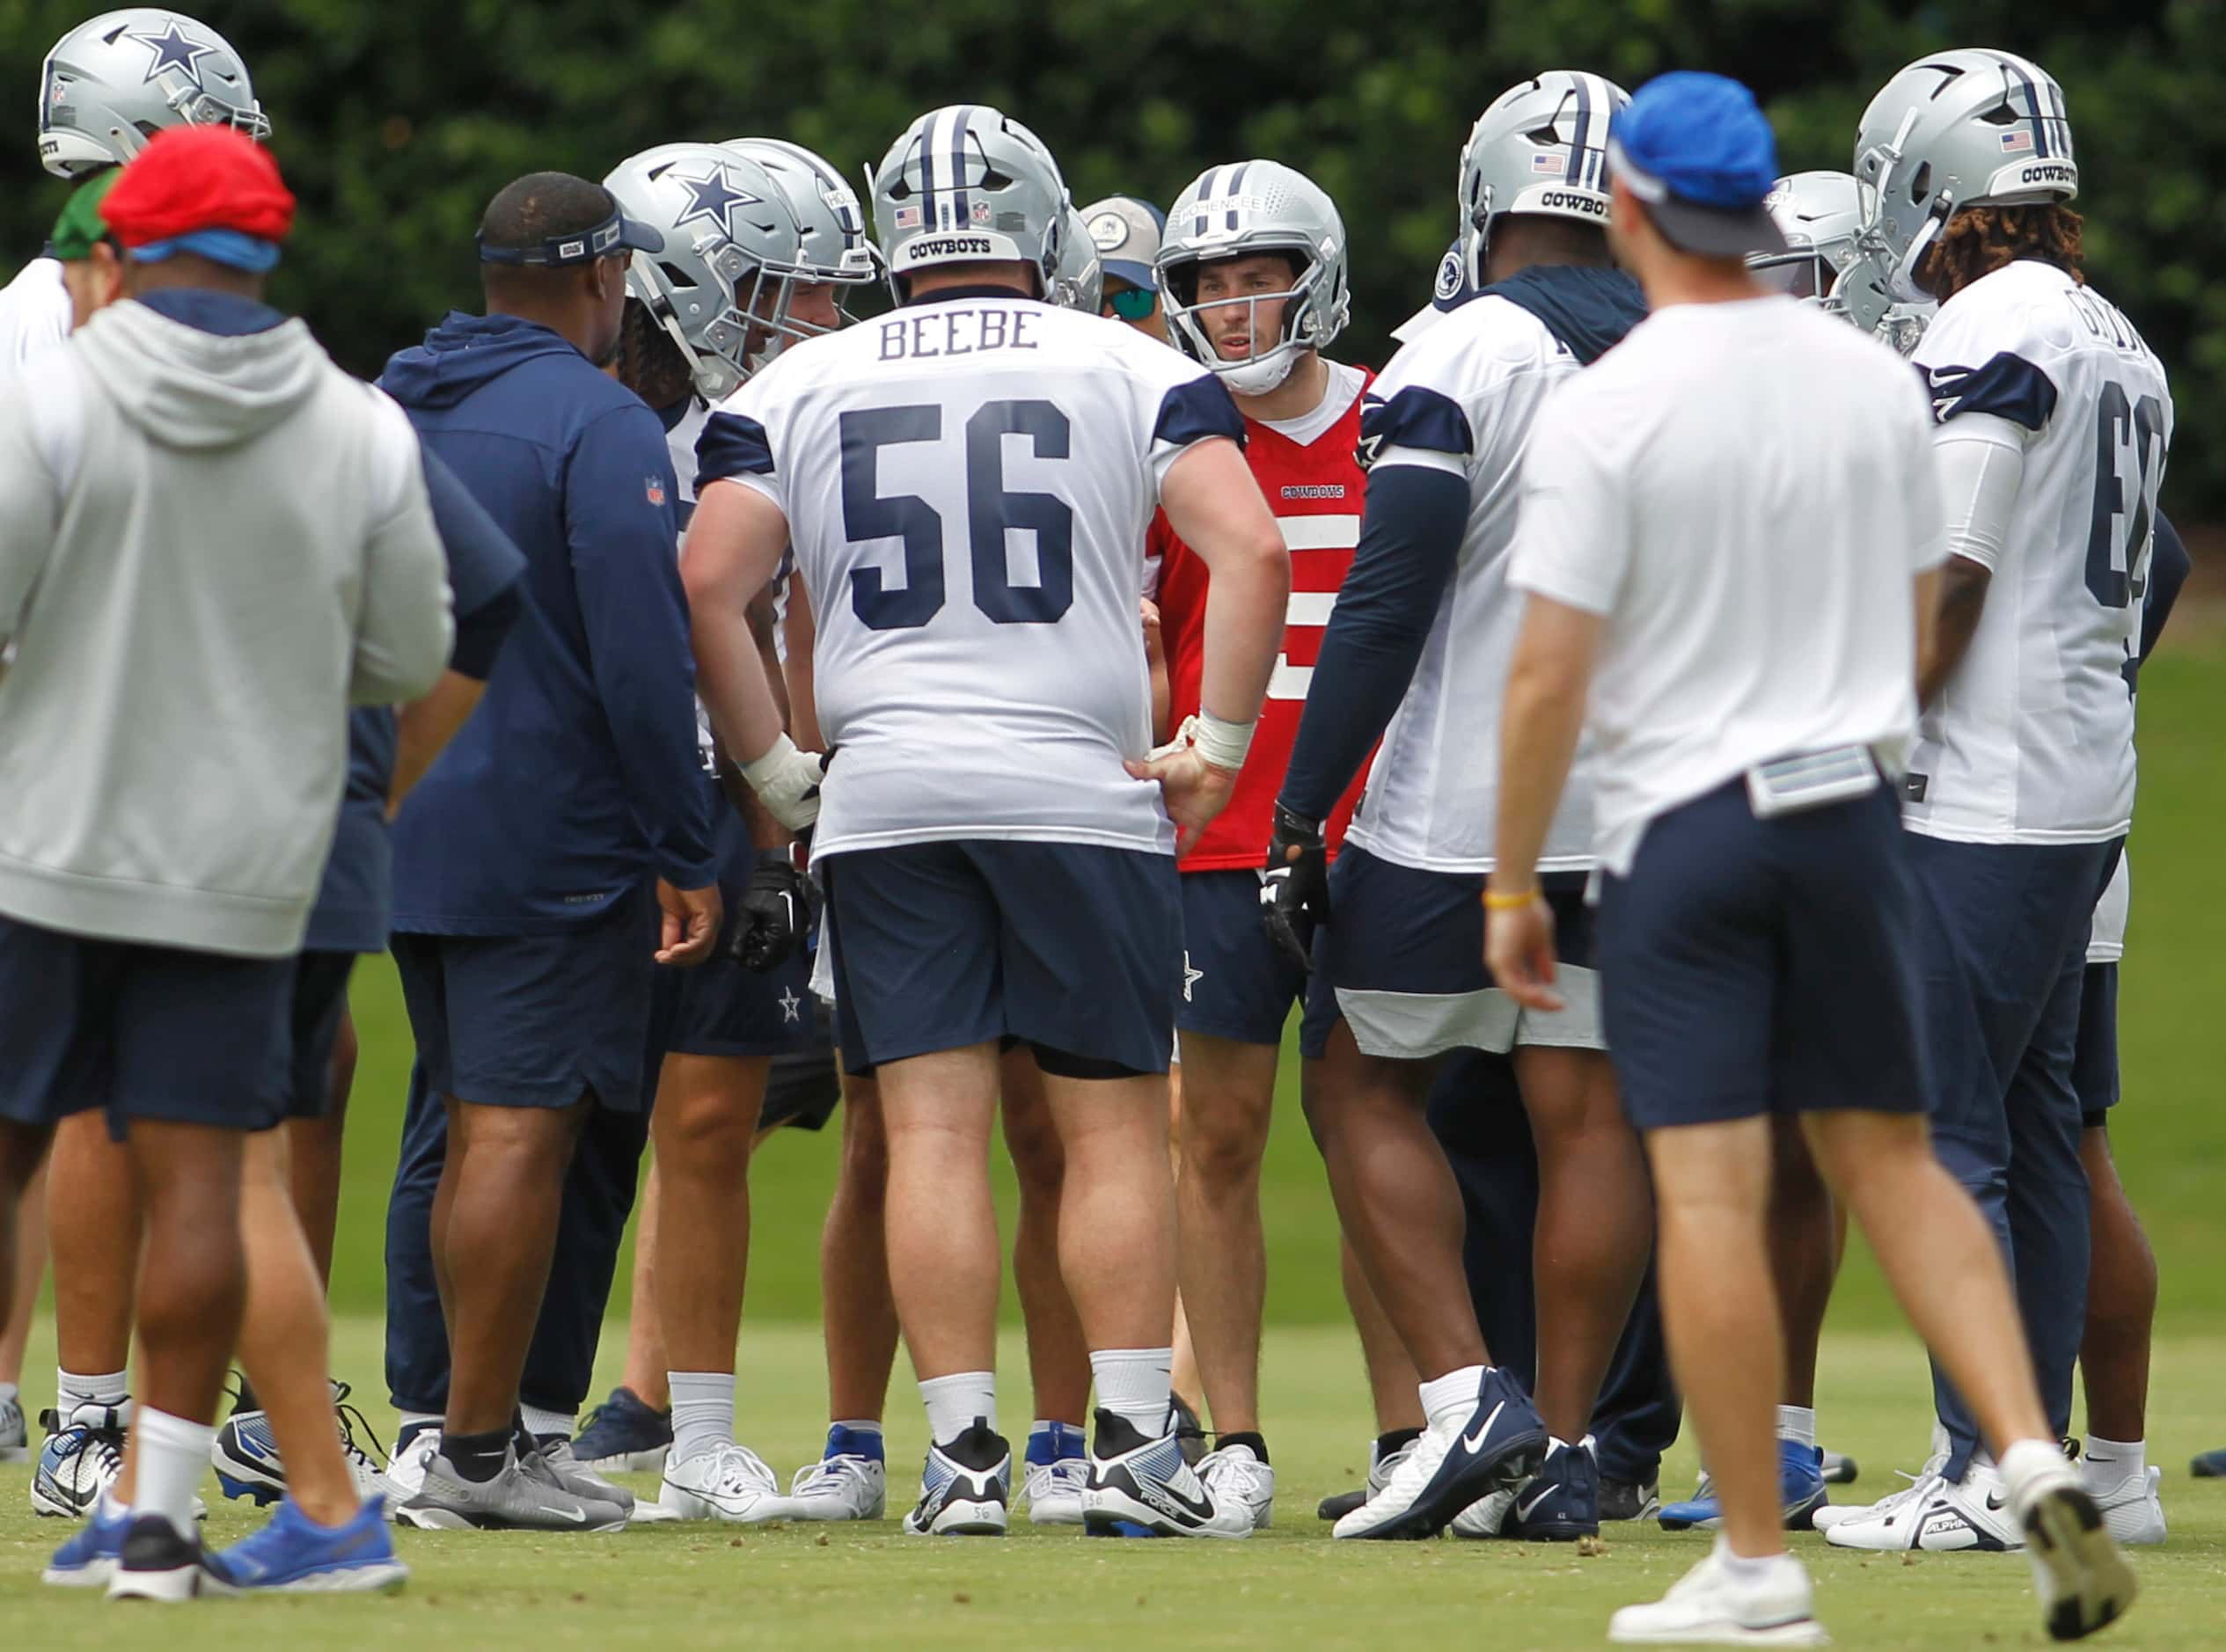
[1104,285,1157,322]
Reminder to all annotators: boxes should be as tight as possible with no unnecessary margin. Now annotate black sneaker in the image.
[1317,1429,1422,1522]
[106,1513,237,1602]
[572,1385,673,1473]
[1508,1438,1600,1542]
[1599,1474,1661,1522]
[1081,1409,1249,1539]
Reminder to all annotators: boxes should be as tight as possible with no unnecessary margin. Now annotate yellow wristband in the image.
[1483,888,1539,911]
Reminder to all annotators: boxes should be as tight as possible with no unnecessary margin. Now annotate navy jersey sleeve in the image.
[1153,375,1247,450]
[695,408,776,495]
[1278,465,1469,822]
[566,404,718,888]
[2140,508,2190,666]
[418,446,525,681]
[1923,351,2058,429]
[1358,386,1474,468]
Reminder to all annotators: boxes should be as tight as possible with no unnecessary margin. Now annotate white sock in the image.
[2082,1435,2146,1485]
[59,1368,128,1417]
[520,1402,574,1440]
[919,1371,997,1445]
[1776,1405,1818,1449]
[134,1407,214,1536]
[0,1380,16,1407]
[1088,1348,1172,1435]
[669,1371,736,1466]
[1715,1531,1793,1575]
[1418,1365,1486,1433]
[1998,1437,2070,1511]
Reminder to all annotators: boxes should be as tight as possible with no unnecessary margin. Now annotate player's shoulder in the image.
[1918,259,2092,370]
[0,256,73,372]
[1377,294,1563,398]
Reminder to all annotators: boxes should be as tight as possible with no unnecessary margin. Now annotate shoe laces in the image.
[45,1410,126,1480]
[1369,1437,1418,1495]
[791,1453,877,1497]
[1373,1423,1451,1508]
[1197,1444,1271,1501]
[332,1386,388,1473]
[707,1443,779,1496]
[1024,1455,1088,1494]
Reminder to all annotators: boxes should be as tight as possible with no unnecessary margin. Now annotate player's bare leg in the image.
[1166,1062,1203,1416]
[1041,1070,1178,1351]
[48,1112,143,1500]
[1768,1115,1835,1412]
[617,1165,669,1409]
[1300,1027,1485,1378]
[2078,1125,2154,1444]
[236,1128,358,1527]
[0,1122,53,1331]
[1644,1116,1785,1560]
[1174,1032,1279,1436]
[2,1157,48,1404]
[1344,1237,1423,1433]
[283,1005,358,1288]
[1515,1045,1651,1446]
[879,1045,1003,1383]
[821,1072,899,1425]
[1000,1052,1091,1426]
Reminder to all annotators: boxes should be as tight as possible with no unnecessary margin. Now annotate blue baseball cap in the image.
[1607,71,1788,258]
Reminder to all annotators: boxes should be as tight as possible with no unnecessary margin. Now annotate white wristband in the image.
[740,732,825,831]
[1190,710,1255,774]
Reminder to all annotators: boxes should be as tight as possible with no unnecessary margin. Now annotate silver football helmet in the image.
[1049,204,1103,314]
[1849,48,2076,305]
[40,8,267,179]
[1157,159,1349,395]
[721,137,881,291]
[1754,170,1937,356]
[604,143,809,399]
[870,104,1066,296]
[1455,71,1627,290]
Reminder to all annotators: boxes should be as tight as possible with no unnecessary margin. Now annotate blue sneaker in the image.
[572,1385,671,1473]
[216,1495,408,1593]
[1659,1439,1829,1532]
[1508,1436,1600,1542]
[1332,1367,1548,1540]
[41,1494,129,1587]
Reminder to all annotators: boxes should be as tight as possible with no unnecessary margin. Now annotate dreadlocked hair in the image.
[618,296,696,409]
[1927,203,2083,303]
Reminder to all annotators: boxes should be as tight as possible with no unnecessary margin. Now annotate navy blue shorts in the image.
[392,883,659,1113]
[1300,847,1598,1061]
[1596,780,1928,1132]
[2074,963,2119,1128]
[280,950,360,1122]
[821,840,1179,1079]
[1177,869,1304,1046]
[647,844,818,1064]
[0,915,291,1136]
[762,1022,842,1133]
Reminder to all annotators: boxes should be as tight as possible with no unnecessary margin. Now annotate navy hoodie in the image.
[380,311,716,933]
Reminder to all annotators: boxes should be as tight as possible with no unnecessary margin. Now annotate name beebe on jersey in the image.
[877,305,1043,362]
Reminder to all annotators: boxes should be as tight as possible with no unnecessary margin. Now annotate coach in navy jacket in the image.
[373,170,720,1514]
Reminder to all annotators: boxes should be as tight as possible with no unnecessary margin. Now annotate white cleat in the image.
[1451,1486,1515,1539]
[1196,1443,1274,1531]
[1824,1459,2021,1553]
[1080,1410,1249,1539]
[2083,1464,2165,1546]
[1811,1445,1948,1534]
[1608,1539,1829,1646]
[380,1428,440,1517]
[659,1443,793,1524]
[2016,1464,2138,1641]
[788,1453,887,1522]
[1021,1456,1088,1525]
[904,1423,1009,1537]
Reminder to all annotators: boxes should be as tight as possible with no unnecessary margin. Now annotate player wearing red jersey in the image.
[1149,160,1411,1528]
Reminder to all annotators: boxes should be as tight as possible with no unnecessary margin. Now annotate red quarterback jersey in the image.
[1152,361,1373,872]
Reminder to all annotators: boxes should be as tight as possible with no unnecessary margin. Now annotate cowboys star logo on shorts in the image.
[130,19,216,90]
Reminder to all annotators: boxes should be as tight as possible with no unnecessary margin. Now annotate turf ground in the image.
[1,620,2220,1647]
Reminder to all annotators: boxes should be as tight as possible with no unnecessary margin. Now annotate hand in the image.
[725,858,809,973]
[741,734,828,833]
[655,879,723,968]
[1258,802,1329,973]
[1483,890,1563,1012]
[1125,741,1238,858]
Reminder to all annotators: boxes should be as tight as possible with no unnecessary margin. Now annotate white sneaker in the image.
[1021,1456,1087,1525]
[659,1443,792,1524]
[1451,1487,1514,1539]
[380,1428,440,1516]
[2083,1464,2165,1546]
[0,1386,27,1463]
[2014,1461,2138,1641]
[1080,1410,1249,1539]
[1811,1444,1949,1533]
[1332,1369,1545,1541]
[1608,1540,1828,1646]
[788,1453,887,1521]
[1824,1460,2021,1553]
[1196,1443,1274,1531]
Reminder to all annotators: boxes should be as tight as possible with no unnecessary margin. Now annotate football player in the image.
[684,102,1288,1538]
[1263,71,1651,1541]
[1820,48,2172,1556]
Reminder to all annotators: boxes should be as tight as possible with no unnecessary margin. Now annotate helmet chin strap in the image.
[1216,341,1303,396]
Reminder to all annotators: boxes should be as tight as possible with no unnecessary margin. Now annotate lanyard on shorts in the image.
[1745,744,1880,820]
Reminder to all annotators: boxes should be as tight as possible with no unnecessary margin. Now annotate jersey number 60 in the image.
[840,400,1073,630]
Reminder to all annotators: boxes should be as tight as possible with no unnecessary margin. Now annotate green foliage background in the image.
[4,1,2220,502]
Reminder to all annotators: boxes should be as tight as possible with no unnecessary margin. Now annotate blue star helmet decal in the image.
[129,18,215,90]
[672,162,762,242]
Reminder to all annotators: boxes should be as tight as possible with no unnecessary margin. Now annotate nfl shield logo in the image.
[1999,129,2034,153]
[970,199,992,224]
[645,477,666,507]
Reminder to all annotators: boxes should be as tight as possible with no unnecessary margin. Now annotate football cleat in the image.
[789,1435,888,1522]
[1607,1539,1828,1646]
[106,1514,238,1603]
[41,1493,130,1587]
[1812,1434,1949,1532]
[1820,1448,1859,1486]
[1170,1392,1210,1467]
[215,1495,407,1593]
[1318,1430,1420,1522]
[903,1421,1010,1537]
[658,1443,792,1524]
[1081,1409,1250,1539]
[2018,1466,2138,1641]
[1824,1458,2020,1553]
[1660,1440,1828,1533]
[395,1449,629,1532]
[1196,1441,1275,1531]
[1333,1368,1546,1540]
[2080,1463,2165,1547]
[33,1403,128,1520]
[1022,1456,1088,1526]
[1450,1486,1515,1539]
[1600,1476,1662,1523]
[1509,1436,1600,1542]
[214,1380,391,1508]
[572,1385,672,1474]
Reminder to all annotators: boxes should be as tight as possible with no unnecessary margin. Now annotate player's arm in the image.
[2140,509,2190,668]
[351,409,456,708]
[783,572,824,751]
[1143,597,1172,745]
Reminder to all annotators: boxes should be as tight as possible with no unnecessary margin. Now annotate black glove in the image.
[1259,800,1329,974]
[726,857,809,973]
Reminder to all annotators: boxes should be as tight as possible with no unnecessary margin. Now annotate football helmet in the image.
[603,143,809,398]
[1050,204,1103,313]
[1849,48,2076,304]
[1753,171,1863,302]
[870,104,1066,296]
[40,8,267,179]
[1454,71,1627,291]
[1156,159,1349,395]
[721,137,881,289]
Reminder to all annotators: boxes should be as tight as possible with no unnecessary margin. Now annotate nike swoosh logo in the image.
[1461,1402,1506,1457]
[538,1506,588,1524]
[1985,1493,2008,1511]
[1516,1483,1556,1522]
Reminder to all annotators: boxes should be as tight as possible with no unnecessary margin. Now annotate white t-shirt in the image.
[1345,296,1600,874]
[0,258,73,381]
[697,294,1241,860]
[1509,296,1945,875]
[1907,261,2171,845]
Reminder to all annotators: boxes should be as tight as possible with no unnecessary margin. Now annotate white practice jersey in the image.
[1908,261,2171,844]
[0,258,72,380]
[697,292,1243,859]
[1344,295,1600,874]
[664,401,720,773]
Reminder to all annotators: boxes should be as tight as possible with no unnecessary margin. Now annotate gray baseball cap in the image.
[1080,194,1164,289]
